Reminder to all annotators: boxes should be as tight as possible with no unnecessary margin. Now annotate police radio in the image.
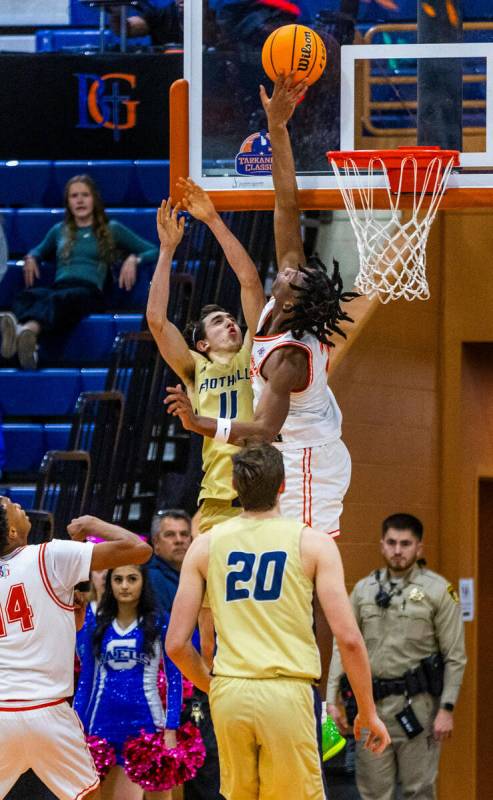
[374,570,401,609]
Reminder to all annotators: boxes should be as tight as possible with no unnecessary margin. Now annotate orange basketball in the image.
[262,24,327,87]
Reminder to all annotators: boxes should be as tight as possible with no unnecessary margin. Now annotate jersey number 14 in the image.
[0,583,34,636]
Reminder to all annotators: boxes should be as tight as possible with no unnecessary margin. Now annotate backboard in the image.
[171,1,493,210]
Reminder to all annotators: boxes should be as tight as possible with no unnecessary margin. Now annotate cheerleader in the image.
[74,564,182,800]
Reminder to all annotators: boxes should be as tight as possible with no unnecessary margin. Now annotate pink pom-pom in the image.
[157,667,167,707]
[86,736,117,779]
[123,724,206,791]
[183,679,195,699]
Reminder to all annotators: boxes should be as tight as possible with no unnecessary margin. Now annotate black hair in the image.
[151,508,192,541]
[92,565,160,659]
[232,442,285,511]
[183,304,231,352]
[382,513,423,542]
[0,504,9,555]
[284,257,358,346]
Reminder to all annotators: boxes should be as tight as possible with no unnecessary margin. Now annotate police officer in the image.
[327,513,466,800]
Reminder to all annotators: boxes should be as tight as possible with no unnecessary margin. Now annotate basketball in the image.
[261,24,327,87]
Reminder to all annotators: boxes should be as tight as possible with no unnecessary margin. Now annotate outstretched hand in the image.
[156,198,185,250]
[178,177,218,225]
[260,72,307,127]
[164,384,197,431]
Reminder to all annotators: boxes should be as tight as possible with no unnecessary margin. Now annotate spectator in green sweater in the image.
[0,175,158,369]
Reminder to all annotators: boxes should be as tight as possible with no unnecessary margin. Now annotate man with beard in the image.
[327,513,467,800]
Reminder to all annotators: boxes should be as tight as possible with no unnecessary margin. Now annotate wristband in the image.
[214,417,232,443]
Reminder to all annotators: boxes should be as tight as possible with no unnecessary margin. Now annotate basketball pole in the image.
[417,0,464,151]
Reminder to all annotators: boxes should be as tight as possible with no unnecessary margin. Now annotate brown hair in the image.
[232,443,284,511]
[183,304,230,352]
[62,174,114,265]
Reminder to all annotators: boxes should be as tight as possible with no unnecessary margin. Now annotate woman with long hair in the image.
[0,174,158,369]
[74,564,183,800]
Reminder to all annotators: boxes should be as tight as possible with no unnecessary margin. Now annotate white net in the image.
[329,154,456,303]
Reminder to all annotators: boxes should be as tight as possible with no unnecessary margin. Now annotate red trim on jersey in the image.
[0,698,65,712]
[328,529,340,537]
[256,341,313,393]
[74,777,100,799]
[38,543,74,612]
[307,448,312,526]
[253,331,285,342]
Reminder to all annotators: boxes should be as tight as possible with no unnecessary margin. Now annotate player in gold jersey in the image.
[147,195,264,533]
[147,194,264,664]
[166,443,390,800]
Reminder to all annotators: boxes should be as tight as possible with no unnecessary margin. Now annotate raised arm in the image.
[146,199,196,384]
[67,515,152,570]
[260,75,307,272]
[165,345,308,445]
[178,177,265,335]
[165,536,211,693]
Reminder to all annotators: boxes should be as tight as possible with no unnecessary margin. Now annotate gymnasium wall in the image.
[330,207,493,800]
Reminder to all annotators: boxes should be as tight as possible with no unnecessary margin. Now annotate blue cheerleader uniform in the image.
[74,610,182,763]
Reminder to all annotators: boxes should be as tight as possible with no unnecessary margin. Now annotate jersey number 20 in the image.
[0,583,34,636]
[226,551,287,602]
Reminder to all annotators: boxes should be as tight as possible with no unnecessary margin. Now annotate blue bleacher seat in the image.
[53,161,135,205]
[44,424,71,453]
[41,315,116,364]
[107,262,154,310]
[0,162,52,207]
[134,161,170,205]
[0,369,81,416]
[80,369,108,392]
[0,261,56,310]
[14,209,64,254]
[108,209,158,244]
[7,485,36,509]
[36,29,114,53]
[3,424,44,472]
[113,314,143,335]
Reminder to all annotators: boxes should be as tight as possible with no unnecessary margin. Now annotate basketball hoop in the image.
[327,147,460,303]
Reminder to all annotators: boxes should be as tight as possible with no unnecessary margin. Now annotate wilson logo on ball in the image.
[262,24,327,87]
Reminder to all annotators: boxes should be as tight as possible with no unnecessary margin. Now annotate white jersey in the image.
[0,539,93,706]
[251,298,343,448]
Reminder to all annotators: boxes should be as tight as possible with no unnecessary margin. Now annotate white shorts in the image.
[0,700,99,800]
[279,439,351,534]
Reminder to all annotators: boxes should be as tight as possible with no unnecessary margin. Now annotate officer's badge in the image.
[409,587,425,602]
[447,584,459,603]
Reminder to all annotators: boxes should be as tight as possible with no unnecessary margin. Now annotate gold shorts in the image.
[199,498,243,534]
[209,676,326,800]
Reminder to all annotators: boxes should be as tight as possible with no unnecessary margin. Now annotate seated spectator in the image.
[0,175,158,369]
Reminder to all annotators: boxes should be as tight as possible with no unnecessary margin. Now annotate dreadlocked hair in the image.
[283,257,359,346]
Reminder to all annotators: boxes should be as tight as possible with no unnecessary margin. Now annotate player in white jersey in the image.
[166,75,357,536]
[0,497,151,800]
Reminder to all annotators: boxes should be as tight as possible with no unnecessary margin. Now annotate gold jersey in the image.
[207,515,321,680]
[194,343,253,503]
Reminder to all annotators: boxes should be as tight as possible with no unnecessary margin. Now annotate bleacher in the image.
[0,153,275,531]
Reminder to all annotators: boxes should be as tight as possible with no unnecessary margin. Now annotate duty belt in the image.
[373,662,430,701]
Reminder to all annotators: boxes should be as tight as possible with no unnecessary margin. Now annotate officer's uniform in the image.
[327,563,466,800]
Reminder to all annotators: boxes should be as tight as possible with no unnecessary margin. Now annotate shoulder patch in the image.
[447,584,459,603]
